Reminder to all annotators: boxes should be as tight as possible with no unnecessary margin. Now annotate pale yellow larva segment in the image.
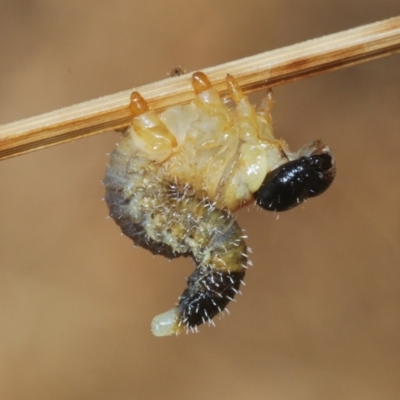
[161,88,240,202]
[234,98,260,144]
[159,85,290,210]
[123,74,291,211]
[130,111,177,162]
[204,136,240,200]
[219,158,257,209]
[256,89,275,139]
[194,88,234,131]
[239,143,268,193]
[159,104,198,147]
[151,308,185,337]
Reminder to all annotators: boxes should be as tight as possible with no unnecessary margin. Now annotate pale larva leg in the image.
[127,91,177,162]
[258,88,274,128]
[226,74,276,142]
[192,71,212,93]
[226,74,259,143]
[186,72,238,201]
[225,74,270,193]
[191,72,233,130]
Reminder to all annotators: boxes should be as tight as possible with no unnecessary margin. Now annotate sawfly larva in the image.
[104,72,336,336]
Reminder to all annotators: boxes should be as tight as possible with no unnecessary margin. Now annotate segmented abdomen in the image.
[104,142,247,335]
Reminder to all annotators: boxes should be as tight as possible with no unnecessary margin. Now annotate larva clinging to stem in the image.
[104,72,336,336]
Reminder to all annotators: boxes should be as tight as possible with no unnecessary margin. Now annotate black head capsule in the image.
[254,141,336,212]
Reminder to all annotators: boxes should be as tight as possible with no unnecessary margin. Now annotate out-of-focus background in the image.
[1,1,399,399]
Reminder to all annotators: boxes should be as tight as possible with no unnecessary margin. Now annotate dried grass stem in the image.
[1,16,400,160]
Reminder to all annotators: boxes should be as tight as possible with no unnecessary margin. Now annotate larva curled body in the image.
[104,150,247,336]
[104,72,336,336]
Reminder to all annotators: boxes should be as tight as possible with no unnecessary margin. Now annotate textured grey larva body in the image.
[104,145,247,335]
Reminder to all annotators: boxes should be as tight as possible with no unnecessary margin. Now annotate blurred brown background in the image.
[1,1,399,399]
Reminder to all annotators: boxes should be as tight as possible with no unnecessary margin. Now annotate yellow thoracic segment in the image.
[126,72,290,211]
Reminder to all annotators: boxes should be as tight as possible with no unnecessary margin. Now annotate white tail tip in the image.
[151,308,182,337]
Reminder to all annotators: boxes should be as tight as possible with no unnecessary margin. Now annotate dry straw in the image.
[1,16,400,161]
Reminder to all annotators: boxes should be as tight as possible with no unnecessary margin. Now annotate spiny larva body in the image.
[104,72,336,336]
[104,154,247,335]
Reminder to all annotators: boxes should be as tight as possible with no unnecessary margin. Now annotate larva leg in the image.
[192,71,212,93]
[227,74,277,144]
[174,72,238,202]
[258,88,274,128]
[224,74,270,193]
[226,74,259,143]
[127,91,177,162]
[191,72,233,130]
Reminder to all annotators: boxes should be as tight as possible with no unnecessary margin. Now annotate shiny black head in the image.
[254,146,336,212]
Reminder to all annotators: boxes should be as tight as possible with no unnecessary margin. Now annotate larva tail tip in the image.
[151,308,184,337]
